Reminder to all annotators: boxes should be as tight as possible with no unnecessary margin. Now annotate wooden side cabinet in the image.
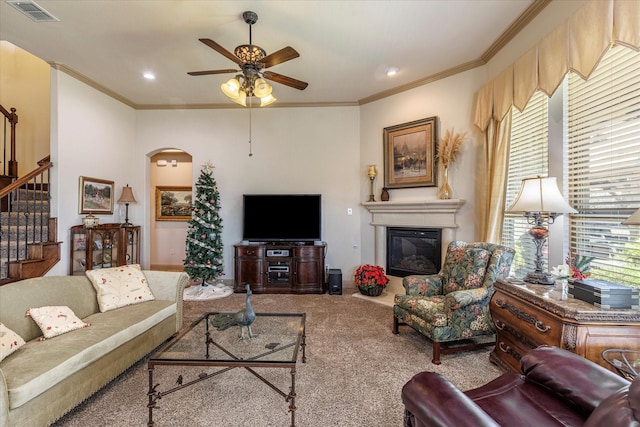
[490,278,640,374]
[70,224,140,275]
[234,243,326,294]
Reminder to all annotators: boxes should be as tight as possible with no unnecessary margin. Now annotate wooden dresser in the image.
[490,278,640,373]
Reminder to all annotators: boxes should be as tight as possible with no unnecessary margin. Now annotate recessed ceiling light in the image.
[143,72,156,80]
[386,67,399,77]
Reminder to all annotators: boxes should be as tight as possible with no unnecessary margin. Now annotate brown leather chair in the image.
[401,345,636,427]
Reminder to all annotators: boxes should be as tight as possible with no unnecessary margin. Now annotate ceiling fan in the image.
[188,11,308,106]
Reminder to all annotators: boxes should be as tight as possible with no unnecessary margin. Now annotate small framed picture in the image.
[155,186,192,221]
[79,176,114,214]
[383,117,438,188]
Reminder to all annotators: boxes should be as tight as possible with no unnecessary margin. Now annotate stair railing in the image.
[0,157,52,281]
[0,104,18,178]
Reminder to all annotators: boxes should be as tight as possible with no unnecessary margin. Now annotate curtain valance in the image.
[474,0,639,131]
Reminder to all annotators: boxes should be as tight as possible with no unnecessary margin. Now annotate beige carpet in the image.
[53,290,502,427]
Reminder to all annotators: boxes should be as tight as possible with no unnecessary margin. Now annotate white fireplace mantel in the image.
[362,199,466,269]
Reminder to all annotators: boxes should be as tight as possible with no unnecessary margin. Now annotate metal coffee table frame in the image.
[147,312,306,426]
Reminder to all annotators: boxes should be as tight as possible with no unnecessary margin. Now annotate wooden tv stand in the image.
[234,243,327,294]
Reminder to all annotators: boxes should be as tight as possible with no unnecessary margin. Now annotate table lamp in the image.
[117,184,137,227]
[506,176,577,284]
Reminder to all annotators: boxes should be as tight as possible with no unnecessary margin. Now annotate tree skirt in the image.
[183,282,234,301]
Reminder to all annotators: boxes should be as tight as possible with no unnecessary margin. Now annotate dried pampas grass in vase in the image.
[436,128,467,199]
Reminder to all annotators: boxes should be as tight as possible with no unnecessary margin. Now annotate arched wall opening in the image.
[149,149,192,271]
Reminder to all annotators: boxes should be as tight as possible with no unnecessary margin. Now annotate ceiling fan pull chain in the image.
[248,102,253,157]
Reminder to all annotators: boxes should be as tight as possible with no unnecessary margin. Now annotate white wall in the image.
[358,67,487,266]
[135,106,361,280]
[49,70,137,275]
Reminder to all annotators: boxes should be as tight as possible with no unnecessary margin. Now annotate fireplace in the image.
[363,199,465,277]
[386,227,442,277]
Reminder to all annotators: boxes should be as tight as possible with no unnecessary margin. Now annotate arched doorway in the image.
[149,150,192,271]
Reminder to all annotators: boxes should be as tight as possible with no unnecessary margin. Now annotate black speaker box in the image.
[328,268,342,295]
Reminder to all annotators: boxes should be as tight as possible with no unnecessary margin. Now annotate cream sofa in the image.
[0,270,189,427]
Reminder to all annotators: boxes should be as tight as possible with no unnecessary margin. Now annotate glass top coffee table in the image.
[147,312,306,426]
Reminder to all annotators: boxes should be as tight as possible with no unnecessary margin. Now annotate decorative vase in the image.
[381,187,390,202]
[558,278,569,300]
[437,166,452,199]
[359,285,384,296]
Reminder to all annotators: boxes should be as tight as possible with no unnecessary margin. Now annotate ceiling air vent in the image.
[6,0,59,22]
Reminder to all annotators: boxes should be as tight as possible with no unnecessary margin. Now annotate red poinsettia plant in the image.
[354,264,390,290]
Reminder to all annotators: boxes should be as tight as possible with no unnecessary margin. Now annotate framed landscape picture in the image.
[383,116,438,188]
[156,186,192,221]
[79,176,114,214]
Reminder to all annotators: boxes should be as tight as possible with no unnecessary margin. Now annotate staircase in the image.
[0,104,60,284]
[1,187,60,282]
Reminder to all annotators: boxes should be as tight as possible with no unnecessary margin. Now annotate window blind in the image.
[503,91,549,278]
[568,46,640,288]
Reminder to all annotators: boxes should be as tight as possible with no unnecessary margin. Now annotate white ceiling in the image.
[0,0,542,108]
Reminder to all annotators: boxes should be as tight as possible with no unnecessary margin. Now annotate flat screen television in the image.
[242,194,322,243]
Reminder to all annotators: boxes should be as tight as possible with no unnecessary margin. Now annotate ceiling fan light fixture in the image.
[234,45,266,63]
[221,77,241,98]
[259,94,277,106]
[253,78,272,98]
[230,90,247,106]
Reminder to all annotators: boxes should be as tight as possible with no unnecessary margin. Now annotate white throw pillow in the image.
[0,322,26,361]
[85,264,155,312]
[26,306,90,340]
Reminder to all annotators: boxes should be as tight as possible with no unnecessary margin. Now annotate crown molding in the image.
[358,59,485,106]
[48,62,137,108]
[481,0,552,62]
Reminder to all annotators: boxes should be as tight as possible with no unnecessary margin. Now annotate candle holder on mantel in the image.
[367,165,378,202]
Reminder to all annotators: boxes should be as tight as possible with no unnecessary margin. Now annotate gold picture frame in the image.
[383,117,438,188]
[155,186,192,221]
[79,176,114,214]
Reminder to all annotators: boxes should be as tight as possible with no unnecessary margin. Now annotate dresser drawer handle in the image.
[498,341,510,353]
[494,298,551,334]
[498,341,522,361]
[535,321,551,333]
[494,319,505,330]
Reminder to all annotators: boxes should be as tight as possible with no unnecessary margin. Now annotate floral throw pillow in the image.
[26,306,90,340]
[0,322,26,361]
[85,264,155,312]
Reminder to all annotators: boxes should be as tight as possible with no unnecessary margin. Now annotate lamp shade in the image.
[221,78,241,98]
[367,165,378,179]
[117,185,137,204]
[230,90,247,106]
[507,177,576,215]
[259,93,276,106]
[622,208,640,225]
[253,78,272,98]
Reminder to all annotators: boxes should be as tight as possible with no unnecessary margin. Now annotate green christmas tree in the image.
[183,162,224,283]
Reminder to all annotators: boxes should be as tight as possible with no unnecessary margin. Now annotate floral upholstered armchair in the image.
[393,241,515,364]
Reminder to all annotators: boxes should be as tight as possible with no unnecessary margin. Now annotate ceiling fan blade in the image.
[262,71,308,91]
[199,38,242,65]
[259,46,300,68]
[188,69,238,76]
